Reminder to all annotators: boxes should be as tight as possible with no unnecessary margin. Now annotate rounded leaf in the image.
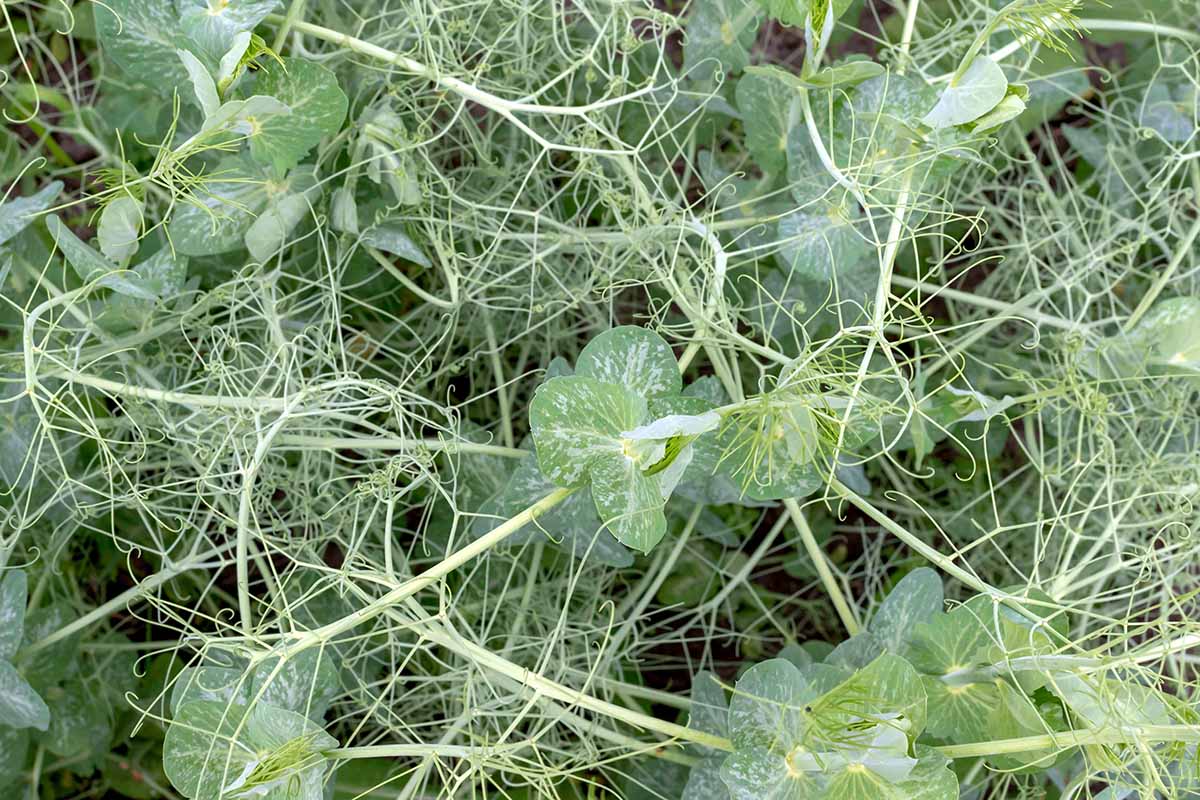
[577,326,682,399]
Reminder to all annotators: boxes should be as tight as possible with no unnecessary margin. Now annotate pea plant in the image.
[1,0,1199,797]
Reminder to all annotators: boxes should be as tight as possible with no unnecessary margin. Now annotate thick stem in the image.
[938,725,1200,759]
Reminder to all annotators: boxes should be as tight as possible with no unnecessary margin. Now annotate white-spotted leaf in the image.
[576,326,681,398]
[0,569,26,660]
[247,59,348,172]
[589,453,669,553]
[163,700,336,800]
[0,660,50,731]
[529,376,647,486]
[95,0,189,89]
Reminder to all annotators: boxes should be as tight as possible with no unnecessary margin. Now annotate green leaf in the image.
[683,0,762,81]
[361,222,432,268]
[869,568,943,655]
[736,69,795,174]
[0,660,50,731]
[716,400,826,501]
[179,0,279,65]
[776,202,872,282]
[248,59,348,172]
[45,215,157,300]
[983,680,1062,771]
[245,185,314,262]
[576,326,681,399]
[920,675,995,742]
[39,678,113,758]
[530,375,647,487]
[905,599,992,676]
[0,570,26,660]
[756,0,853,27]
[922,56,1008,129]
[178,48,220,117]
[1051,672,1169,728]
[94,0,189,88]
[589,452,668,553]
[803,59,885,90]
[0,726,29,787]
[168,172,257,245]
[969,89,1027,132]
[164,700,337,800]
[818,654,927,736]
[727,658,815,748]
[167,160,295,256]
[0,181,62,248]
[200,94,290,137]
[1126,296,1200,373]
[96,195,144,265]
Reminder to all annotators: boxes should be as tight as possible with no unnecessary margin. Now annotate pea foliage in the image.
[1,0,1200,798]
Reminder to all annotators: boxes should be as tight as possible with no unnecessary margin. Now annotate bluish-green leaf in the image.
[164,700,336,800]
[0,181,62,248]
[922,56,1008,129]
[97,195,144,265]
[576,326,682,399]
[95,0,189,88]
[530,375,647,486]
[0,570,26,660]
[248,59,348,172]
[736,70,795,174]
[39,678,113,758]
[361,222,432,268]
[245,186,314,262]
[0,726,29,787]
[0,660,50,731]
[177,47,220,116]
[683,0,762,81]
[45,215,157,300]
[869,568,943,654]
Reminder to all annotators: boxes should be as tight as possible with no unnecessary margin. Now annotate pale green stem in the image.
[890,275,1088,332]
[18,543,233,658]
[275,434,526,458]
[938,725,1200,759]
[784,498,861,634]
[295,488,573,646]
[897,0,921,74]
[329,744,522,759]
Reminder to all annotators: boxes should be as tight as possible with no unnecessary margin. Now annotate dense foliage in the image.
[2,0,1200,797]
